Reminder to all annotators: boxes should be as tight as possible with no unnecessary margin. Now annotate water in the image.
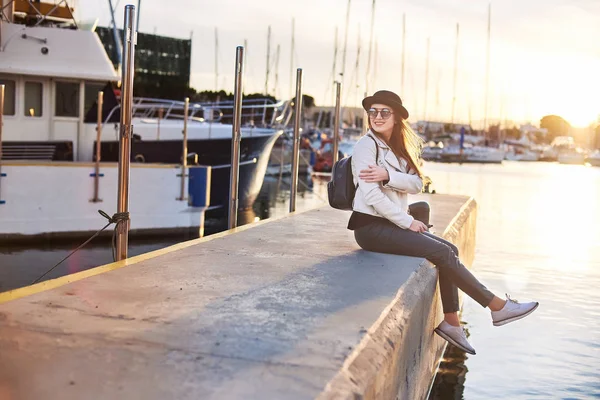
[426,161,600,399]
[2,161,599,398]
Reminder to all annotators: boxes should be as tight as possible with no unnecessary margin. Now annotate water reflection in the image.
[428,328,470,400]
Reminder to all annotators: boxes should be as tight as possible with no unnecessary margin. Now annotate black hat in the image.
[362,90,409,120]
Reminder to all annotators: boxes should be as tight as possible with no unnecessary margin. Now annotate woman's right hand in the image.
[409,220,428,233]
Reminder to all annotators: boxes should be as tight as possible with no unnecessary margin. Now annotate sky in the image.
[75,0,600,129]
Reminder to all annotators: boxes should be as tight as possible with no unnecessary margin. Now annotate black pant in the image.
[353,204,495,313]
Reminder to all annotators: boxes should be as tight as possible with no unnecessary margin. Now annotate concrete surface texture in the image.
[0,193,476,400]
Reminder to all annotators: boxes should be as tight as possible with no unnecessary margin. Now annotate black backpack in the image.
[327,135,378,210]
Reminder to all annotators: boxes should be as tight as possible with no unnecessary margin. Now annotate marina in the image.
[1,0,600,399]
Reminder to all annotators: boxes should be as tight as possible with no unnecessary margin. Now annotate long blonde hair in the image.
[368,118,425,178]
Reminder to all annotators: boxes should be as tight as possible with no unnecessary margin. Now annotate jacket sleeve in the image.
[383,168,423,194]
[352,140,414,229]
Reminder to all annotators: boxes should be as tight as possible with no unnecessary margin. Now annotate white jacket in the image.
[351,131,423,229]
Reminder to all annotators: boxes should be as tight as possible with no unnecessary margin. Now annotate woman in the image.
[349,90,538,355]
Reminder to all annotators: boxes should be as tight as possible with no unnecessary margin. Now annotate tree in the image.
[302,95,316,109]
[540,115,571,143]
[504,126,521,140]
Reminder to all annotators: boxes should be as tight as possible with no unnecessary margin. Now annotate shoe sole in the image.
[493,302,539,327]
[434,328,476,355]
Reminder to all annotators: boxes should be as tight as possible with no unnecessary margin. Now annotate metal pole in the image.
[92,90,103,202]
[289,68,303,213]
[228,46,244,230]
[0,84,4,203]
[116,4,136,261]
[179,97,189,201]
[333,81,341,164]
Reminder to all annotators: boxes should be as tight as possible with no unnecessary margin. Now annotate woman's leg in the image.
[354,220,540,354]
[355,221,496,311]
[421,232,523,314]
[421,232,462,326]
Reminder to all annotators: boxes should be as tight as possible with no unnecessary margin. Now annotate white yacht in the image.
[585,150,600,167]
[0,1,283,240]
[439,144,505,164]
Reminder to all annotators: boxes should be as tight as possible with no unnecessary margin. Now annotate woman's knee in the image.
[448,243,459,257]
[409,201,430,225]
[426,243,456,266]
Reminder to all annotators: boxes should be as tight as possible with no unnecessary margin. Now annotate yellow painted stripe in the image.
[0,206,321,304]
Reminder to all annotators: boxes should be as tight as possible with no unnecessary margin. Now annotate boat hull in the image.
[97,132,282,217]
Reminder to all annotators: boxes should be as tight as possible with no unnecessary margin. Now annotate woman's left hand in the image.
[359,165,390,183]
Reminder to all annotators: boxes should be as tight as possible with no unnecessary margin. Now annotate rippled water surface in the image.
[427,161,600,399]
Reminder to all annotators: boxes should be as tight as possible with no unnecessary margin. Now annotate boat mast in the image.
[483,1,491,138]
[275,44,281,99]
[350,24,361,123]
[340,0,351,89]
[243,38,247,94]
[331,26,338,105]
[401,13,406,91]
[265,25,271,95]
[364,0,376,96]
[289,18,295,99]
[452,23,459,125]
[215,27,219,92]
[107,0,122,72]
[373,39,378,91]
[329,26,339,128]
[423,37,430,122]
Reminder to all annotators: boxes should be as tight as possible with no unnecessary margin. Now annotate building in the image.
[95,26,192,99]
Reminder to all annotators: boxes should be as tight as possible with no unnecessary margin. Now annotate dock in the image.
[0,193,477,400]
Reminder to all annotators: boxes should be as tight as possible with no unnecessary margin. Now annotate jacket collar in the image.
[367,130,389,149]
[366,130,407,171]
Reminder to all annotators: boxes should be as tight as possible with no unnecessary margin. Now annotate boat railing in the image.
[103,97,291,128]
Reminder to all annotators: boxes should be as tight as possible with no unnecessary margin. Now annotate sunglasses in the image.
[367,108,393,120]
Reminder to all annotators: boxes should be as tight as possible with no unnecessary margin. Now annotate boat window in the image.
[84,82,106,115]
[0,79,16,116]
[55,81,79,117]
[24,82,43,117]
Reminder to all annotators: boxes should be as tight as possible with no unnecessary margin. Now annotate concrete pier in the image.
[0,193,477,400]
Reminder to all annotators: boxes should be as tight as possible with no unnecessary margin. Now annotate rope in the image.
[31,210,130,285]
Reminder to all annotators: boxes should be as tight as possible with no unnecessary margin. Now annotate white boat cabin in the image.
[0,16,118,161]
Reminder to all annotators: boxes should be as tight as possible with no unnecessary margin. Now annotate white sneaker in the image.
[491,294,539,327]
[434,320,476,355]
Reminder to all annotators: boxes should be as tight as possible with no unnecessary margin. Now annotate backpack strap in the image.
[355,134,380,191]
[366,133,379,164]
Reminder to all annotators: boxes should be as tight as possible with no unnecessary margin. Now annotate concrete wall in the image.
[318,198,477,400]
[0,195,478,400]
